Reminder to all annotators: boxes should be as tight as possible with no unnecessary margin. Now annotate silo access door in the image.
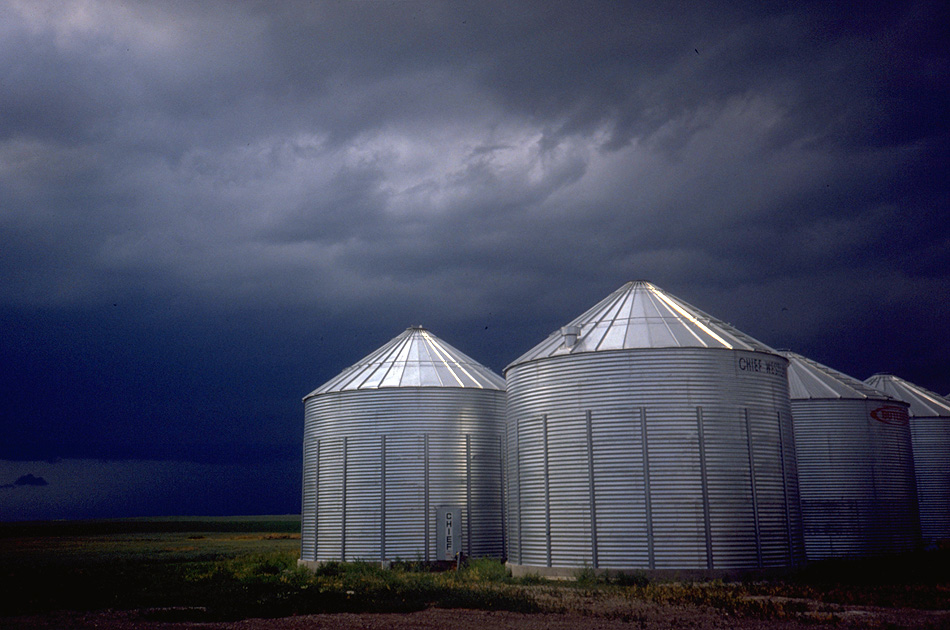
[436,506,462,561]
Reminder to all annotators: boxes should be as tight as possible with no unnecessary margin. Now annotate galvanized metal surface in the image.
[505,348,805,573]
[785,352,893,401]
[865,374,950,418]
[301,327,506,563]
[791,399,919,557]
[865,374,950,541]
[306,327,505,397]
[505,282,803,573]
[908,416,950,541]
[508,281,775,368]
[302,387,506,562]
[784,353,920,559]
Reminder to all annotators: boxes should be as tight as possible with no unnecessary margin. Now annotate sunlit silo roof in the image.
[786,353,902,401]
[783,352,919,560]
[506,281,804,576]
[864,374,950,417]
[508,281,773,368]
[306,326,505,396]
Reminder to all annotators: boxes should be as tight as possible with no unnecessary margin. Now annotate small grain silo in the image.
[300,326,506,567]
[783,352,919,560]
[505,281,805,577]
[865,373,950,543]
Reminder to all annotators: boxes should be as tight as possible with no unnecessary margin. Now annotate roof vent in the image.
[561,325,581,348]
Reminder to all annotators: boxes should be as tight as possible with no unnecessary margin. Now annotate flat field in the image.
[0,516,302,617]
[1,517,948,629]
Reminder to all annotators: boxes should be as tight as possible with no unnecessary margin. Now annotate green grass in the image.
[0,521,304,618]
[1,518,948,622]
[0,517,538,620]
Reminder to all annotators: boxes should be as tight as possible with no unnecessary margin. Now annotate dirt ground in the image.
[3,596,949,630]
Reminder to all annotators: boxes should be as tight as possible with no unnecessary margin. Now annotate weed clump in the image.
[3,519,949,624]
[181,556,540,620]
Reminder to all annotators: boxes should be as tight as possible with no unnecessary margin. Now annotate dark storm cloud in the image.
[14,473,48,486]
[0,1,947,518]
[0,473,48,489]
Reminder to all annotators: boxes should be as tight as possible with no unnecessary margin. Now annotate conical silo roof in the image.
[864,374,950,417]
[305,326,505,399]
[783,351,900,400]
[508,280,775,369]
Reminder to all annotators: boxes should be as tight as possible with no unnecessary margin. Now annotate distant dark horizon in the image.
[2,1,947,521]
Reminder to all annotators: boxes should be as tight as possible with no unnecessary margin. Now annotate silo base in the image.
[297,559,392,571]
[506,562,800,581]
[297,559,321,571]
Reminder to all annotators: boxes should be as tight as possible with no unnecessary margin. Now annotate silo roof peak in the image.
[864,373,950,417]
[507,281,776,369]
[782,351,899,401]
[305,326,504,399]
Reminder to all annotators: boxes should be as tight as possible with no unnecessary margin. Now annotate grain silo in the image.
[865,373,950,543]
[300,326,506,567]
[505,281,805,577]
[783,352,919,560]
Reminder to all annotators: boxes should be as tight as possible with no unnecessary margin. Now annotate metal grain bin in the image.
[300,326,506,567]
[505,281,805,576]
[865,374,950,543]
[784,352,919,560]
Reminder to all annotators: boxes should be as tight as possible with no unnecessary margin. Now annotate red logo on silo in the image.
[870,405,908,426]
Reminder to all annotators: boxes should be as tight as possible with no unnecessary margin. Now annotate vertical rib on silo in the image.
[301,435,317,561]
[641,407,655,570]
[499,434,507,559]
[465,434,472,557]
[424,433,430,562]
[542,415,552,568]
[586,411,599,569]
[696,407,713,570]
[744,409,763,568]
[380,435,386,562]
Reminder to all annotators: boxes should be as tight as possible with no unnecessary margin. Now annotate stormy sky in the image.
[1,1,947,521]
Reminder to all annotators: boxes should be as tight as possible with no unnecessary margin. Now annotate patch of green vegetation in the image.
[572,565,600,586]
[0,518,539,621]
[554,556,950,620]
[456,556,514,583]
[2,518,948,622]
[570,566,651,588]
[0,519,302,617]
[177,556,539,620]
[619,582,783,617]
[744,550,950,610]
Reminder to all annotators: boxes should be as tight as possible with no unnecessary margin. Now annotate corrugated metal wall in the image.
[301,388,505,563]
[791,399,919,559]
[910,416,950,541]
[506,348,805,572]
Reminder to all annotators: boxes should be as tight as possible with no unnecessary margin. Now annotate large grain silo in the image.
[783,352,919,560]
[865,373,950,543]
[505,281,805,577]
[300,326,506,567]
